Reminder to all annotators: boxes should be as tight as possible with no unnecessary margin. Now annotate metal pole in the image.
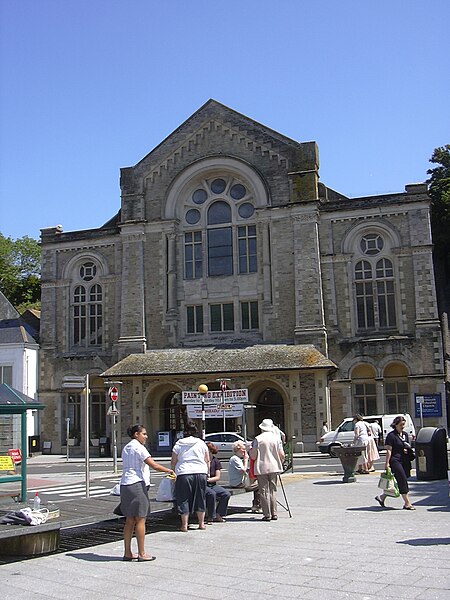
[112,413,118,474]
[85,373,90,498]
[65,418,70,462]
[201,398,206,440]
[222,387,226,431]
[242,407,247,441]
[20,411,27,502]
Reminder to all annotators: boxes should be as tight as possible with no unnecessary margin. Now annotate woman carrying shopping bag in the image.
[375,415,415,510]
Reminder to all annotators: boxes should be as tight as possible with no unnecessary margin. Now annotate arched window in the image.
[183,175,257,278]
[376,258,396,328]
[72,262,103,348]
[354,233,397,331]
[355,260,374,329]
[352,364,377,415]
[383,363,409,414]
[207,201,233,276]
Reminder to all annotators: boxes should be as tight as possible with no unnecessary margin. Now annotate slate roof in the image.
[102,344,336,378]
[0,291,19,320]
[0,318,39,344]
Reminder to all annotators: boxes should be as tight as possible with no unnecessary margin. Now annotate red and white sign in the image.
[8,448,22,464]
[109,386,119,402]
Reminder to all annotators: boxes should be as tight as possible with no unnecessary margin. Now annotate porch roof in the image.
[101,344,337,378]
[0,383,45,414]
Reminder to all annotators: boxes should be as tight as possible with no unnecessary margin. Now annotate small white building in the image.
[0,292,40,451]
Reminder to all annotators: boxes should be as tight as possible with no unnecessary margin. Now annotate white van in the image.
[317,414,416,456]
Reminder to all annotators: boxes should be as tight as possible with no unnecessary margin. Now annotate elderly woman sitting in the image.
[228,440,261,512]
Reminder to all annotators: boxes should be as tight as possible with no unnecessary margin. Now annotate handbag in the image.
[403,440,415,462]
[155,475,175,502]
[377,467,400,497]
[377,468,393,491]
[378,468,400,497]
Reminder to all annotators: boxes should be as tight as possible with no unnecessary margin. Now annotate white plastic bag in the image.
[155,476,175,502]
[110,483,121,496]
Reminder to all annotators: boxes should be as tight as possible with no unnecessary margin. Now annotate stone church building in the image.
[39,100,446,453]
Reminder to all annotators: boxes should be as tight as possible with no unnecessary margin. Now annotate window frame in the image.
[210,302,235,332]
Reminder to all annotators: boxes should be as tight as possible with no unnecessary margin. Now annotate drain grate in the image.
[0,510,178,565]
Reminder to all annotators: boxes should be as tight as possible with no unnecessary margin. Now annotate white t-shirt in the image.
[172,436,208,476]
[120,438,151,485]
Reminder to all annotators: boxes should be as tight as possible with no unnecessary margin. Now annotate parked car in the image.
[317,413,416,457]
[204,432,250,456]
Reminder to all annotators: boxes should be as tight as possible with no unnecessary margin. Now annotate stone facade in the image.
[39,100,446,453]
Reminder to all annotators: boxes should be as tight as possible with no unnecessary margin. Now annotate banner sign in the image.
[187,404,244,419]
[414,393,442,418]
[182,389,248,404]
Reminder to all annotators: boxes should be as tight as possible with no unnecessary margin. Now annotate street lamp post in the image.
[198,384,208,440]
[216,378,231,431]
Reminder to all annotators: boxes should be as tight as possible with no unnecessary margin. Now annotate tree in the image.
[428,145,450,259]
[0,233,41,312]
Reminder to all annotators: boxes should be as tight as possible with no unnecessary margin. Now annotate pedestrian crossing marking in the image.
[59,489,110,497]
[40,485,106,494]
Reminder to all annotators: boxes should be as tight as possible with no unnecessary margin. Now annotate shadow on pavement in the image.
[397,537,450,546]
[66,552,122,561]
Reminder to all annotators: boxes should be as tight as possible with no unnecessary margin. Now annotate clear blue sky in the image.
[1,0,449,240]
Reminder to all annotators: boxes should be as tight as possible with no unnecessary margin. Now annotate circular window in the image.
[186,209,201,225]
[192,189,207,204]
[80,262,96,281]
[230,184,246,200]
[210,178,226,194]
[238,203,255,219]
[360,234,384,255]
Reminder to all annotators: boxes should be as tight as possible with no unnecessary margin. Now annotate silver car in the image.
[204,432,249,456]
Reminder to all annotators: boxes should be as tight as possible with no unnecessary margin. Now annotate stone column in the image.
[292,209,328,354]
[118,223,147,358]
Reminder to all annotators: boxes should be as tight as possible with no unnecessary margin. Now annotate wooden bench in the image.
[0,521,61,557]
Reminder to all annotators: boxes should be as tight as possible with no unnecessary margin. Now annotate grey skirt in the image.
[120,480,149,518]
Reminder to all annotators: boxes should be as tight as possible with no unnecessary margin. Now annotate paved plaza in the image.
[0,467,449,600]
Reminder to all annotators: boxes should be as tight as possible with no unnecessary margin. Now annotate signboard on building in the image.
[187,404,244,419]
[182,389,248,404]
[414,393,442,418]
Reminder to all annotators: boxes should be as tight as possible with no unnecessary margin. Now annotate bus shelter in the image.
[0,383,45,502]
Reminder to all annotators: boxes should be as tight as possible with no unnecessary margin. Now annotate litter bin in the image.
[98,436,111,458]
[415,427,448,481]
[28,435,41,454]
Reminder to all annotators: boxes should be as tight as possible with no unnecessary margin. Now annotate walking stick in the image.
[276,473,292,518]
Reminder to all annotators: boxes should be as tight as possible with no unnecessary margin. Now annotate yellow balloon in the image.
[198,384,209,394]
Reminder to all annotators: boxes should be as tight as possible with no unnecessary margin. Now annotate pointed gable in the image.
[120,99,319,222]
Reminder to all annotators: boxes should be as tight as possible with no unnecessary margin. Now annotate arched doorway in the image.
[255,388,284,435]
[163,391,188,436]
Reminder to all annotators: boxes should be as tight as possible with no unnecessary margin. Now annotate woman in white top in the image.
[171,421,209,532]
[353,414,370,474]
[120,424,174,561]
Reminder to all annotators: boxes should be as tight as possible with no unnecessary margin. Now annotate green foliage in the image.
[0,233,41,311]
[428,145,450,258]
